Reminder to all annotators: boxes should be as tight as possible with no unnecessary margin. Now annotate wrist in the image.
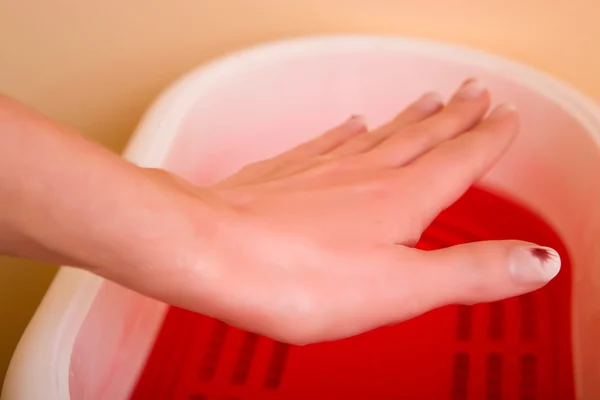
[87,169,227,303]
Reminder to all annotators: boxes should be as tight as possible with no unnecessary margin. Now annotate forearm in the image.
[0,95,199,275]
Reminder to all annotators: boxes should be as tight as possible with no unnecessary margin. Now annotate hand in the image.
[99,80,561,345]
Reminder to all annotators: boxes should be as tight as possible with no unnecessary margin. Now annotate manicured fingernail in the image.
[344,114,367,129]
[510,246,561,284]
[488,103,517,119]
[457,78,486,100]
[416,92,443,112]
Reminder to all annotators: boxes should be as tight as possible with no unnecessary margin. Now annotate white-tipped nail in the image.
[510,246,561,284]
[457,78,487,100]
[417,92,443,112]
[488,103,517,119]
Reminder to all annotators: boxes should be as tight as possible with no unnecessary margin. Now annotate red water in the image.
[130,186,574,400]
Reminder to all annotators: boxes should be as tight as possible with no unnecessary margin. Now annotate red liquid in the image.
[130,186,574,400]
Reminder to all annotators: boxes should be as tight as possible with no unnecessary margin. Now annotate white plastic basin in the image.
[3,35,599,400]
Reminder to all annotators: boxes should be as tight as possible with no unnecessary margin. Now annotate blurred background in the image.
[0,0,598,387]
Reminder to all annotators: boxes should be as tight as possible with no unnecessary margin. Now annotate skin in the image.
[0,78,561,345]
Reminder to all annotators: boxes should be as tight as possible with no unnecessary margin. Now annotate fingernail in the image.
[457,78,486,100]
[510,246,561,284]
[488,103,517,119]
[416,92,443,112]
[344,114,367,129]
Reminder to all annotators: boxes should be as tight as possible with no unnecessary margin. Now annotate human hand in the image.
[115,79,561,345]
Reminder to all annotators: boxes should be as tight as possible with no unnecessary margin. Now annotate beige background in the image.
[0,0,598,388]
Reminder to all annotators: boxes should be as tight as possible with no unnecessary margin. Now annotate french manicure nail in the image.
[417,92,443,112]
[510,246,561,284]
[488,103,517,119]
[457,78,486,100]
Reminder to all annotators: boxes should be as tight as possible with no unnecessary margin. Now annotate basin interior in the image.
[68,39,600,400]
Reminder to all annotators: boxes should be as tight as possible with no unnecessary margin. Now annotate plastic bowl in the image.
[3,35,600,400]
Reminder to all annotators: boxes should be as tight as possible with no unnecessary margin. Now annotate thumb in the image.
[396,240,561,308]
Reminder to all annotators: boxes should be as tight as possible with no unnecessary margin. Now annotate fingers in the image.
[399,103,519,222]
[276,116,367,162]
[386,92,444,127]
[221,79,513,190]
[328,92,443,157]
[242,94,441,182]
[401,79,491,142]
[356,79,492,168]
[384,241,561,313]
[216,116,366,186]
